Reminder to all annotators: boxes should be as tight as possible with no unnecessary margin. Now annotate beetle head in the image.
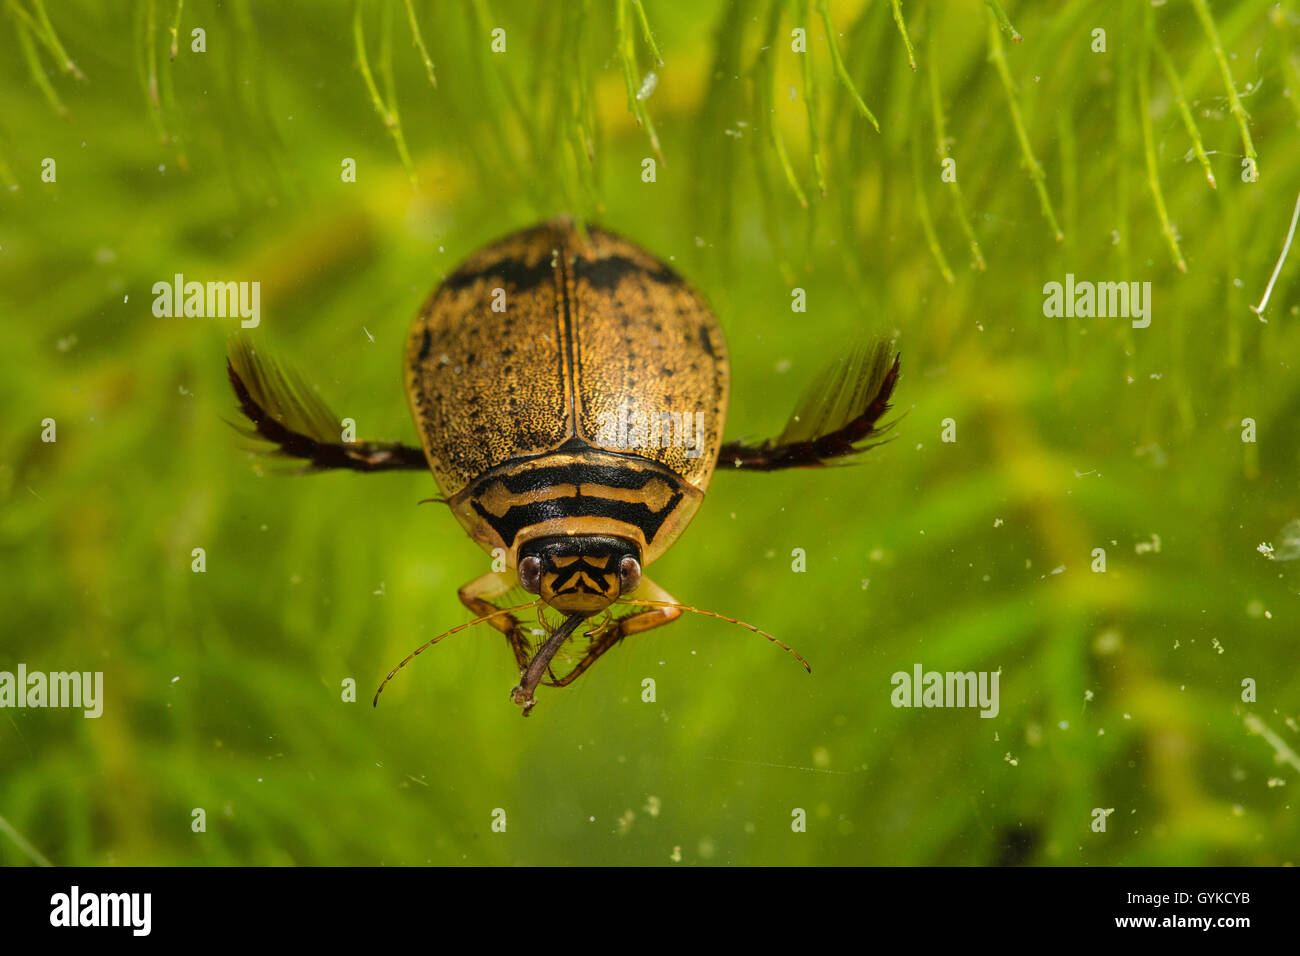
[516,535,641,614]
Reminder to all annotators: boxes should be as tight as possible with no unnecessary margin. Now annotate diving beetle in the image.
[227,219,899,715]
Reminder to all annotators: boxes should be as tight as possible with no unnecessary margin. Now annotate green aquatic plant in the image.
[1,0,1298,867]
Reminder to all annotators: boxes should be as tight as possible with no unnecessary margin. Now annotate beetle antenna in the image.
[373,600,540,706]
[614,599,812,673]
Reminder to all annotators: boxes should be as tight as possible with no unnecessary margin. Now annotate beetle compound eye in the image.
[518,556,542,593]
[619,556,642,595]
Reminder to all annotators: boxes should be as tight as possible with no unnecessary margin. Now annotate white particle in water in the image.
[1267,519,1300,560]
[635,71,658,101]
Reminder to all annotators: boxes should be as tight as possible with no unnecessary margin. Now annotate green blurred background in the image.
[2,0,1299,866]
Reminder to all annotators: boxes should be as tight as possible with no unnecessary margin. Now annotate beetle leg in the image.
[717,343,899,472]
[542,576,683,688]
[457,571,534,671]
[227,338,428,473]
